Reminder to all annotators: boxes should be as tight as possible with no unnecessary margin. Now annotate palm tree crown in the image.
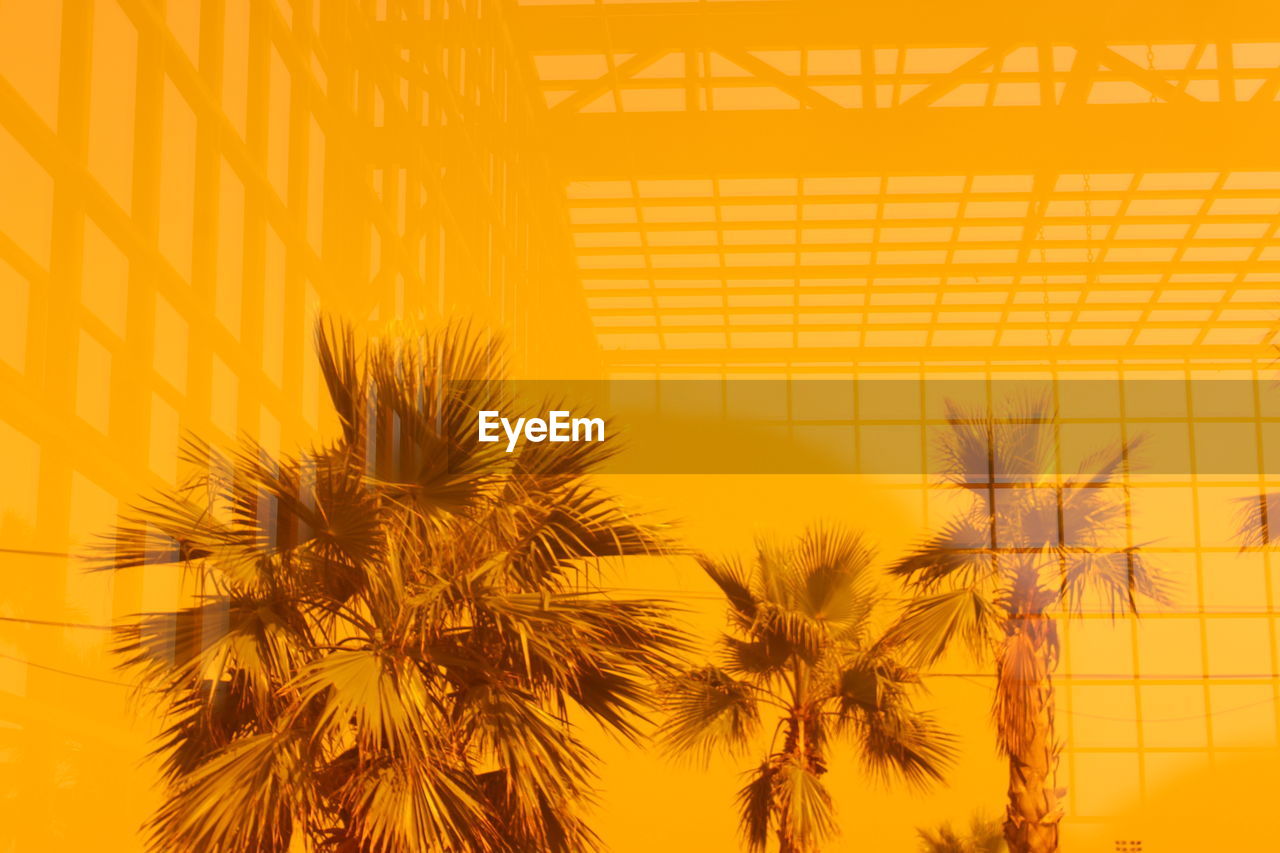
[89,320,688,853]
[888,396,1167,853]
[658,525,953,853]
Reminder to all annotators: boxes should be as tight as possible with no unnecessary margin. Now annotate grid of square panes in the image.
[0,0,569,754]
[603,362,1280,836]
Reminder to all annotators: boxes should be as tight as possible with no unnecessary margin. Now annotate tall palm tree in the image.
[658,526,954,853]
[887,397,1167,853]
[87,319,688,853]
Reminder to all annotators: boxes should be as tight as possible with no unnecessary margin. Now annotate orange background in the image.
[3,1,1280,850]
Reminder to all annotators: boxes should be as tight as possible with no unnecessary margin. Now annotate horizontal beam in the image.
[512,0,1280,52]
[605,361,1275,375]
[589,302,1273,317]
[584,282,1272,299]
[576,240,1265,255]
[574,259,1280,279]
[545,103,1280,177]
[594,323,1267,336]
[598,342,1275,366]
[568,214,1280,230]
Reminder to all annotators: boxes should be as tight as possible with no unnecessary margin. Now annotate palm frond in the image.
[145,731,307,853]
[83,486,226,573]
[888,588,1002,666]
[361,330,506,516]
[1068,434,1143,489]
[152,675,263,784]
[699,555,759,629]
[916,812,1007,853]
[751,601,828,663]
[832,646,955,788]
[753,536,795,609]
[938,395,1056,488]
[336,754,499,853]
[888,516,994,592]
[1234,490,1280,548]
[455,682,597,846]
[658,666,761,764]
[472,591,690,739]
[292,649,432,755]
[834,657,900,717]
[987,394,1057,484]
[916,822,968,853]
[936,400,998,489]
[774,754,837,851]
[490,483,669,587]
[1058,546,1170,616]
[790,525,878,638]
[117,597,307,723]
[720,635,790,678]
[735,760,777,853]
[478,768,601,853]
[855,705,955,789]
[511,402,619,480]
[1056,482,1130,551]
[966,811,1008,852]
[315,317,366,446]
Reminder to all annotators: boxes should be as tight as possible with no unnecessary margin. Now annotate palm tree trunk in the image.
[1002,618,1062,853]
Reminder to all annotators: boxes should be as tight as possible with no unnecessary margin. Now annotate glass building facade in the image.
[2,1,1279,850]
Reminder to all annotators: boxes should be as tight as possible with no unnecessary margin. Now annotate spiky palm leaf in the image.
[90,318,688,853]
[660,526,954,851]
[1235,489,1280,548]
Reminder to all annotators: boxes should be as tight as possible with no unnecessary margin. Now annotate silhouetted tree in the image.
[660,526,953,853]
[89,320,688,852]
[888,397,1166,853]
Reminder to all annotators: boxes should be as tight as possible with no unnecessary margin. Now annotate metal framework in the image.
[0,1,580,848]
[481,0,1280,377]
[497,2,1280,846]
[0,1,1278,850]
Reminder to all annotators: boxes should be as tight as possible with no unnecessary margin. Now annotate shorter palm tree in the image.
[658,526,954,853]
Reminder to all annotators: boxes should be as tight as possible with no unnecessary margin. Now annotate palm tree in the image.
[916,812,1007,852]
[887,396,1167,853]
[658,525,954,853]
[87,319,688,853]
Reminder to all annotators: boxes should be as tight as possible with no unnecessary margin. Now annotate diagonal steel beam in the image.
[715,48,844,110]
[552,49,672,114]
[899,45,1016,108]
[1097,47,1199,104]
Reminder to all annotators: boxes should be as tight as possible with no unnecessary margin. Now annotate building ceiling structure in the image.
[485,0,1280,374]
